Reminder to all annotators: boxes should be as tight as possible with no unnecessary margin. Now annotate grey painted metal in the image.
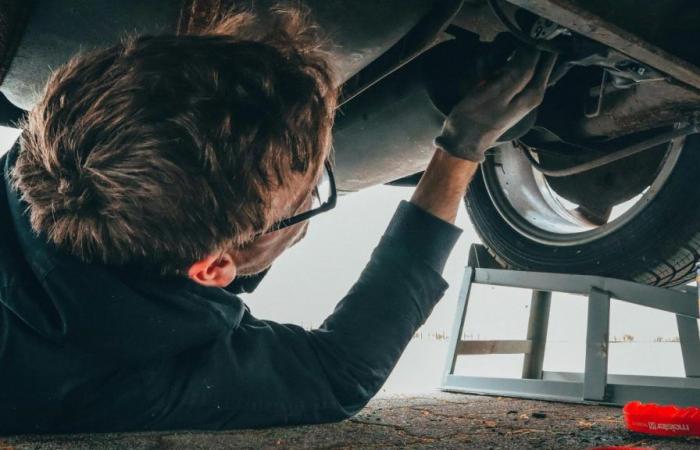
[441,246,700,406]
[456,339,532,355]
[522,290,551,379]
[673,284,698,295]
[505,0,700,90]
[583,288,610,401]
[444,375,585,403]
[543,371,700,390]
[677,315,700,377]
[442,267,474,380]
[606,383,700,406]
[444,375,700,407]
[472,268,699,319]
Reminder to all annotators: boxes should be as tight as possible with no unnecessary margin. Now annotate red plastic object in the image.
[623,401,700,437]
[590,447,653,450]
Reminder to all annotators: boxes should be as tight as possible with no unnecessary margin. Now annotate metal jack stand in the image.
[441,244,700,406]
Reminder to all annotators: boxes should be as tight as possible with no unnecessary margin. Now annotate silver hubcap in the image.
[480,137,684,246]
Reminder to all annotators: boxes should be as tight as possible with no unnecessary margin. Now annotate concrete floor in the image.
[3,393,699,449]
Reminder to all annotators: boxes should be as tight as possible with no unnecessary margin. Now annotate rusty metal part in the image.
[538,141,667,212]
[523,122,699,177]
[505,0,700,90]
[578,81,700,139]
[551,0,700,66]
[584,70,607,119]
[515,126,669,211]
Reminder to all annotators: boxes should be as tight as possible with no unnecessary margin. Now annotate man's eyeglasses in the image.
[256,161,337,237]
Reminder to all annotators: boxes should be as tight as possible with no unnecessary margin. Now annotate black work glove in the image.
[434,48,557,162]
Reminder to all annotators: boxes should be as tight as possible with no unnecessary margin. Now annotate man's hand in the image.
[411,48,556,224]
[434,48,557,163]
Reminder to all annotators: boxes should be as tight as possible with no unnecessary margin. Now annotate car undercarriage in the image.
[328,0,700,286]
[1,0,699,286]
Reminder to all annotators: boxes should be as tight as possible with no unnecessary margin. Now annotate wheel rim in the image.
[480,137,684,246]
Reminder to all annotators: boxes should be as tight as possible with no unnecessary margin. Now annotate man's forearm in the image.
[413,49,556,225]
[410,148,479,224]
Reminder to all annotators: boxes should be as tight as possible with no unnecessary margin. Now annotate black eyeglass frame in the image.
[255,160,337,237]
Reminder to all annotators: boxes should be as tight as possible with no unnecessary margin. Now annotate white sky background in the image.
[1,125,694,393]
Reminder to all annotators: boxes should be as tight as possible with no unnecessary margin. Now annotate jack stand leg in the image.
[584,287,610,401]
[677,314,700,377]
[443,267,474,379]
[522,290,552,379]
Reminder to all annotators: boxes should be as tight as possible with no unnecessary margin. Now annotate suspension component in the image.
[521,120,700,177]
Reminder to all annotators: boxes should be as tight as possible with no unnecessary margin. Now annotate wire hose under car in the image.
[519,120,700,177]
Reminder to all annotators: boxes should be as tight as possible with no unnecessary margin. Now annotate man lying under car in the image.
[0,7,555,433]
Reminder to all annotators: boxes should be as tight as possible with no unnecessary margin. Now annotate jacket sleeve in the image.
[138,201,462,431]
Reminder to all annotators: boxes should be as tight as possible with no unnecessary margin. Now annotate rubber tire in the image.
[466,135,700,287]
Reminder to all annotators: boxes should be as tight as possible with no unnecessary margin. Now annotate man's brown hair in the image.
[12,7,337,274]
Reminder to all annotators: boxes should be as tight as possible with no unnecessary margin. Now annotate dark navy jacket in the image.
[0,143,461,434]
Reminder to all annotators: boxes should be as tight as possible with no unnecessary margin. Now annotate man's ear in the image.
[188,252,237,287]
